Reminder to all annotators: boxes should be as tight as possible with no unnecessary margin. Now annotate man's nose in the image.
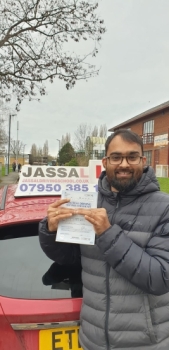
[120,157,129,166]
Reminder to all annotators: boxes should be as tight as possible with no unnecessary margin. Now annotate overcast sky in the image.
[4,0,169,156]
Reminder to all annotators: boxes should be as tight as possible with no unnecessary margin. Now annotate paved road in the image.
[0,171,19,188]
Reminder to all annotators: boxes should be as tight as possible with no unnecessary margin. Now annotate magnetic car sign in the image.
[14,161,103,197]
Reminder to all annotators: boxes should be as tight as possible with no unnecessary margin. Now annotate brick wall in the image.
[129,122,143,136]
[0,155,27,165]
[154,110,169,136]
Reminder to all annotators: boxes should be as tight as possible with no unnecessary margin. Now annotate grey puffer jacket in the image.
[39,166,169,350]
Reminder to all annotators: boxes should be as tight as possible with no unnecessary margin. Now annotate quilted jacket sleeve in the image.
[96,215,169,296]
[39,217,81,265]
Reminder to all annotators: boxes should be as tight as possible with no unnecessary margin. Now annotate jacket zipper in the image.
[115,193,120,209]
[112,194,120,222]
[105,263,110,350]
[105,194,120,349]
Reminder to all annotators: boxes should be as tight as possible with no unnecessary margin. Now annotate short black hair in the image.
[105,129,143,155]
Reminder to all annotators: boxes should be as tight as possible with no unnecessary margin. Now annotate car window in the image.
[0,223,82,299]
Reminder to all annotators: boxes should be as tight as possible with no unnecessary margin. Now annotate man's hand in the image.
[73,208,111,235]
[47,199,74,232]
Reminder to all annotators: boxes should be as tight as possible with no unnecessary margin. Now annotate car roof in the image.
[0,184,60,226]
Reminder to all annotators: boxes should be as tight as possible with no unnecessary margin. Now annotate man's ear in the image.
[102,157,107,169]
[142,156,147,167]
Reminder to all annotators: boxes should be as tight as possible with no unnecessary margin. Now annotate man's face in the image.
[102,135,146,193]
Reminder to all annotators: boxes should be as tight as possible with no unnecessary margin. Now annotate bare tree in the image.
[37,147,43,156]
[91,125,98,137]
[74,123,102,150]
[43,140,48,156]
[30,143,38,156]
[10,139,25,155]
[0,0,105,109]
[99,124,107,137]
[74,123,107,164]
[0,118,7,152]
[74,123,92,150]
[60,133,71,148]
[36,146,43,163]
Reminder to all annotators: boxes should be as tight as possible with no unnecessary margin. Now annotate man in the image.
[18,163,21,172]
[12,161,16,172]
[39,129,169,350]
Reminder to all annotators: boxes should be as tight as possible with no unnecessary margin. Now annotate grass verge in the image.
[157,178,169,194]
[0,166,12,177]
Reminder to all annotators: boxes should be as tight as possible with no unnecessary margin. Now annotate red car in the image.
[0,184,82,350]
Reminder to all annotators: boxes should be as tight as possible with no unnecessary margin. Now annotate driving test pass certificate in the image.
[56,190,98,245]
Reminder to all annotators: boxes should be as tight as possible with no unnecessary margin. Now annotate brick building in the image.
[109,101,169,177]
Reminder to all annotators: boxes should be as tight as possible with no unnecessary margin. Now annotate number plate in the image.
[39,326,83,350]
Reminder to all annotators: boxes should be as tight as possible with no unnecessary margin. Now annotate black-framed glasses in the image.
[105,155,143,165]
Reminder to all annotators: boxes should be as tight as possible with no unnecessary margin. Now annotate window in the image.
[100,150,105,157]
[0,223,82,299]
[143,120,154,134]
[143,120,154,144]
[143,151,152,166]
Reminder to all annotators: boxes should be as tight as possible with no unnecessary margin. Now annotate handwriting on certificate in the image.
[56,190,98,245]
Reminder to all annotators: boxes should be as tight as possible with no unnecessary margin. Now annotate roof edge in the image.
[108,100,169,132]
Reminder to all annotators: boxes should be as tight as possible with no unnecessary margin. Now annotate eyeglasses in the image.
[105,155,143,165]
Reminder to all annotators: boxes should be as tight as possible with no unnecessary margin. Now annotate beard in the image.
[110,177,138,193]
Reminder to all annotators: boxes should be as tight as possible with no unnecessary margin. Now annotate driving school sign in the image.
[14,160,103,197]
